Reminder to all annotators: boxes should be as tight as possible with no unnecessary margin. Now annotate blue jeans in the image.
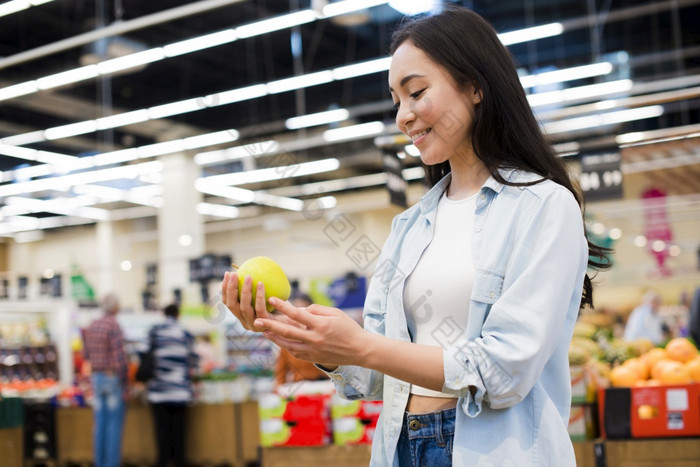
[397,407,455,467]
[91,372,125,467]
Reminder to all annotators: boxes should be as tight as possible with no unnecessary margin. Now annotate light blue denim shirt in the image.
[322,169,588,466]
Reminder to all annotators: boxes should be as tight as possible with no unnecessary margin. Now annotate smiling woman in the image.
[222,5,612,467]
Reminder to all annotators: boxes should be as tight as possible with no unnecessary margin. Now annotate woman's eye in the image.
[392,101,400,110]
[410,88,426,99]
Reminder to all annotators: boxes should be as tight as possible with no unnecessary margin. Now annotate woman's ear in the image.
[472,86,483,105]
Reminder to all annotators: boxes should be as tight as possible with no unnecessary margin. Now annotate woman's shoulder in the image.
[504,169,575,202]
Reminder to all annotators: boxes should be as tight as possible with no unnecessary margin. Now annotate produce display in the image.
[568,317,700,389]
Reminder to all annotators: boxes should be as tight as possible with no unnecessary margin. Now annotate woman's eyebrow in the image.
[388,73,426,92]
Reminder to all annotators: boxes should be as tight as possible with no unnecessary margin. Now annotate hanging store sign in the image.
[189,254,232,283]
[580,149,623,201]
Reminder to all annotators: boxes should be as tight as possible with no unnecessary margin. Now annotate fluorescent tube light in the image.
[44,120,99,140]
[0,161,163,197]
[323,121,385,142]
[389,0,437,16]
[235,10,317,39]
[267,71,334,94]
[528,79,633,107]
[194,180,256,203]
[286,108,349,130]
[163,29,237,57]
[196,202,240,219]
[97,48,166,75]
[498,23,564,46]
[36,65,99,90]
[211,84,268,106]
[194,140,279,165]
[519,62,613,89]
[253,193,304,211]
[184,130,239,150]
[0,0,54,18]
[333,57,391,80]
[148,98,203,119]
[322,0,389,18]
[206,158,340,186]
[1,131,44,146]
[96,109,150,130]
[136,140,186,158]
[543,105,664,134]
[0,81,38,101]
[0,0,32,17]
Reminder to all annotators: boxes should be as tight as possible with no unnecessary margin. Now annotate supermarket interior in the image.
[1,0,700,466]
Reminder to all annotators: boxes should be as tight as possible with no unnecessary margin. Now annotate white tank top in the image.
[403,190,476,398]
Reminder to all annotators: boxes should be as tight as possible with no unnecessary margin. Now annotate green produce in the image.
[234,256,291,312]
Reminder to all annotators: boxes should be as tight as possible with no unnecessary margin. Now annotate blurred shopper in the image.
[623,291,665,345]
[146,303,198,467]
[83,293,129,467]
[222,5,611,466]
[274,292,327,386]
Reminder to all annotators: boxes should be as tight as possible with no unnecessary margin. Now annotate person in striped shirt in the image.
[146,303,198,467]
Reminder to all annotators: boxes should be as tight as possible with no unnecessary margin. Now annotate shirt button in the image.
[480,193,486,200]
[489,291,496,298]
[475,226,482,232]
[454,377,460,384]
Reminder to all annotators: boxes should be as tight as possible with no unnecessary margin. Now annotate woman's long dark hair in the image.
[390,5,611,308]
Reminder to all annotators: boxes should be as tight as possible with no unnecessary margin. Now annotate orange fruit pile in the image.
[610,337,699,387]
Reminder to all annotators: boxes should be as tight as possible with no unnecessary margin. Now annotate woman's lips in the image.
[411,128,431,146]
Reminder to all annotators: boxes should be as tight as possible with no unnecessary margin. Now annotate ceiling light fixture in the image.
[0,0,54,19]
[194,140,280,165]
[498,23,564,46]
[194,181,304,211]
[388,0,437,16]
[267,71,334,94]
[543,105,664,134]
[163,29,238,57]
[322,0,389,18]
[204,157,340,186]
[235,9,318,38]
[285,108,350,130]
[0,161,163,197]
[528,79,633,107]
[323,121,386,142]
[519,62,613,89]
[196,202,240,219]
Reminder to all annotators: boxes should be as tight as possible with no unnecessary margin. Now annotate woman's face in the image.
[389,40,480,167]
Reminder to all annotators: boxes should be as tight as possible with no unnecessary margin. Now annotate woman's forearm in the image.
[360,333,445,391]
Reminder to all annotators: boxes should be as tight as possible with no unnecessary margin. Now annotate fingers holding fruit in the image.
[223,257,292,332]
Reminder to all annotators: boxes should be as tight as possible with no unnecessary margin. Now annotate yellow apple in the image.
[235,256,291,312]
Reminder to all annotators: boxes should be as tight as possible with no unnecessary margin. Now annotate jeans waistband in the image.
[402,407,456,440]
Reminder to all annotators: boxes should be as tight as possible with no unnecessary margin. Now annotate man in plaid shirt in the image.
[83,294,129,467]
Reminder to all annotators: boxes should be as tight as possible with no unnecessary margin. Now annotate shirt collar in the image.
[417,167,519,215]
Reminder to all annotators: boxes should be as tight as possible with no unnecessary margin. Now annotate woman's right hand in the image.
[221,271,303,333]
[221,271,271,332]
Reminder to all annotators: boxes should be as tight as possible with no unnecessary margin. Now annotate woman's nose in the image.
[395,102,415,132]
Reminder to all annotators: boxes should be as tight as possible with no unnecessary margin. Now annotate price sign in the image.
[580,149,623,201]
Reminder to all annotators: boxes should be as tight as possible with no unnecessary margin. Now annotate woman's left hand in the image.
[257,297,369,367]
